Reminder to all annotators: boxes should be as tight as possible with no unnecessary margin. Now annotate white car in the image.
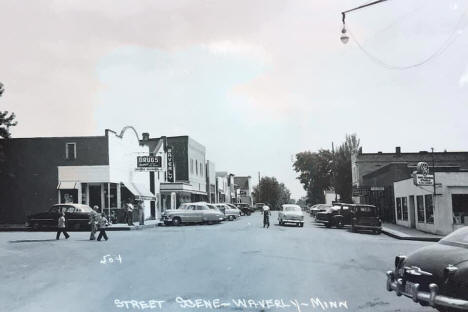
[212,203,240,221]
[278,204,304,227]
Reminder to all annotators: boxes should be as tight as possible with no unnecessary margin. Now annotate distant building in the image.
[144,135,207,209]
[206,160,216,203]
[216,172,229,203]
[352,146,468,223]
[0,127,156,224]
[234,176,253,205]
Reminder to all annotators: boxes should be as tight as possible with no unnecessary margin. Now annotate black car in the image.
[350,204,382,234]
[233,203,252,216]
[315,203,353,228]
[386,226,468,312]
[26,204,94,230]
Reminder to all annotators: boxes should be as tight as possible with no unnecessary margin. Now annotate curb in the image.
[382,229,441,242]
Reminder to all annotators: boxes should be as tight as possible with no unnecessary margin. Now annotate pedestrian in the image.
[89,205,99,240]
[137,200,145,225]
[56,212,70,240]
[97,213,109,241]
[263,204,271,228]
[126,198,134,226]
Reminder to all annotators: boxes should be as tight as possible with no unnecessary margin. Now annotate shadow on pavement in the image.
[9,239,58,243]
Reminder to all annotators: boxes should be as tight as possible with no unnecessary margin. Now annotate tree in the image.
[253,176,292,210]
[293,134,360,204]
[0,82,17,139]
[293,149,333,205]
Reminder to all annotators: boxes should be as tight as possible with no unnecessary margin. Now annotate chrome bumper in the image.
[386,271,468,310]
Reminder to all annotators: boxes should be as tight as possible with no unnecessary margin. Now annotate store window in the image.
[424,194,434,224]
[402,197,408,221]
[452,194,468,225]
[66,142,76,160]
[196,160,198,175]
[396,198,402,220]
[417,195,425,223]
[200,163,203,177]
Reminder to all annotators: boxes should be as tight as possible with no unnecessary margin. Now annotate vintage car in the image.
[233,203,253,216]
[213,203,240,221]
[386,226,468,312]
[278,204,304,227]
[161,202,224,225]
[309,204,331,217]
[350,204,382,234]
[254,202,265,211]
[315,203,353,228]
[26,203,94,230]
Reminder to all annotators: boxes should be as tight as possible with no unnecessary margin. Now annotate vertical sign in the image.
[167,147,175,182]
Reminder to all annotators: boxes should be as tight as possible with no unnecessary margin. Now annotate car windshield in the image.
[357,206,377,216]
[440,227,468,248]
[283,205,301,212]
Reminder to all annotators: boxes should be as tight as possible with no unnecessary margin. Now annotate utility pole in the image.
[258,172,261,203]
[431,147,436,196]
[332,142,337,202]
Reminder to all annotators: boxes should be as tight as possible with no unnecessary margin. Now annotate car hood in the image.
[404,243,468,280]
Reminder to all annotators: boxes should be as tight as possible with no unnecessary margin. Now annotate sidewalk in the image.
[382,222,442,242]
[0,220,162,232]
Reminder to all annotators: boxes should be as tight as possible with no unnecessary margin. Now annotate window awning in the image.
[122,181,156,201]
[57,181,79,189]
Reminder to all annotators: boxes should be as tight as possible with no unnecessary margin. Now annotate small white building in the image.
[393,171,468,235]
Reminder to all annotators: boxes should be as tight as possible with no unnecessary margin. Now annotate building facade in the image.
[0,127,156,224]
[394,172,468,235]
[233,176,253,205]
[206,160,217,203]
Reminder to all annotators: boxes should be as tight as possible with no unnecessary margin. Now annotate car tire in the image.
[246,211,251,216]
[325,222,331,228]
[228,215,234,221]
[32,222,40,231]
[351,225,356,232]
[336,220,344,228]
[172,217,182,226]
[374,229,381,235]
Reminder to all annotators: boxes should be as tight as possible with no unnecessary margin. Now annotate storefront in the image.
[393,171,468,235]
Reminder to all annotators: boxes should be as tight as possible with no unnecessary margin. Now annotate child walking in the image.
[97,213,109,241]
[56,212,70,240]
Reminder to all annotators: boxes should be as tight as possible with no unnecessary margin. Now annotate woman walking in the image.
[97,213,109,241]
[263,204,271,228]
[56,212,70,240]
[88,205,99,240]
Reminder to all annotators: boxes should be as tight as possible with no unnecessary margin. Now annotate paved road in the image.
[0,212,436,312]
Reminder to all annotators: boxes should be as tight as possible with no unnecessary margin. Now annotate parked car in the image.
[233,203,253,216]
[278,204,304,227]
[26,203,94,230]
[350,204,382,234]
[254,202,265,211]
[315,203,353,228]
[161,202,224,225]
[386,226,468,312]
[213,203,240,221]
[309,204,331,217]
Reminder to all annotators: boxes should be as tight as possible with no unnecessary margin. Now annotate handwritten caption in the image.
[100,254,122,264]
[114,297,348,311]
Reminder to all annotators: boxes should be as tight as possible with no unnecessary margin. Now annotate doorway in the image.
[89,184,101,209]
[409,195,416,228]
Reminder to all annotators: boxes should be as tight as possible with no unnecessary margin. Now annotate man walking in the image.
[126,198,134,226]
[263,204,271,228]
[56,212,70,240]
[97,213,109,241]
[89,206,99,240]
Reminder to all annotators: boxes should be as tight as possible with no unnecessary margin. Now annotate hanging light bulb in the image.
[340,26,349,44]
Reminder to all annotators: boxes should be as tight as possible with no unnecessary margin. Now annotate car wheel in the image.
[375,229,381,235]
[336,220,344,228]
[32,222,40,231]
[325,222,331,228]
[246,211,251,216]
[228,215,234,221]
[351,225,356,232]
[172,217,182,226]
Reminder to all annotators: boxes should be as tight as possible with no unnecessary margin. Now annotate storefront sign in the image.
[167,147,175,182]
[136,155,162,171]
[413,173,434,186]
[370,186,385,191]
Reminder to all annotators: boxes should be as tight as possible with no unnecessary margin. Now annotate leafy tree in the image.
[0,82,17,139]
[253,176,292,210]
[293,134,360,204]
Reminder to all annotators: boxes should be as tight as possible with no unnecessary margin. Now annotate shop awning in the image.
[57,181,79,189]
[122,181,156,201]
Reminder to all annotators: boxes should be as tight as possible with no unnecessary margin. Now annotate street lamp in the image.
[340,0,390,44]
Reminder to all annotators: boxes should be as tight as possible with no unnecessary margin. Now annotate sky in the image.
[1,0,468,199]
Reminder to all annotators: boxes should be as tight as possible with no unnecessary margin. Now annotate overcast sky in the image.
[1,0,468,199]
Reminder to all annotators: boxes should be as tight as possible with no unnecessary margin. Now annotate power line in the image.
[347,6,468,70]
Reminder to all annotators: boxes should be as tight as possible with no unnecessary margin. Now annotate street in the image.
[1,212,435,312]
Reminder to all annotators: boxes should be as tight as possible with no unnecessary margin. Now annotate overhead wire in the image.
[347,3,468,70]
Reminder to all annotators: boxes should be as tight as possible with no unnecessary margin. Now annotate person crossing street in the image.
[97,213,109,241]
[56,212,70,240]
[263,204,271,228]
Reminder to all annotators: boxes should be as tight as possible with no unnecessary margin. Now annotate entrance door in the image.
[409,195,416,228]
[89,185,101,209]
